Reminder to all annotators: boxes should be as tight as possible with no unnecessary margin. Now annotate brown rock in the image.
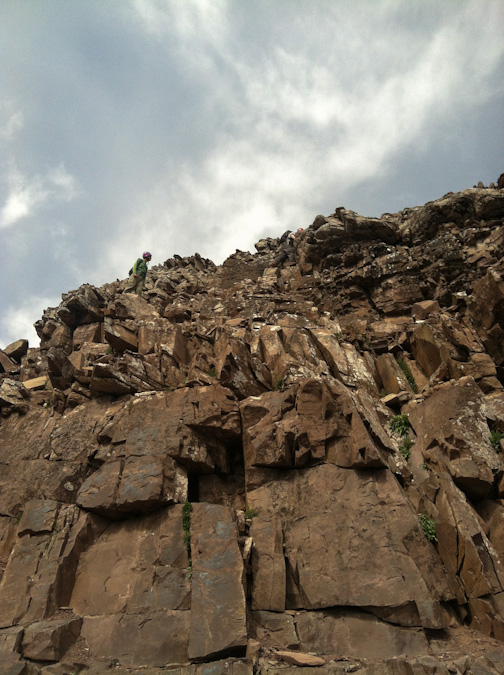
[89,362,131,396]
[109,293,160,320]
[250,516,285,611]
[71,506,190,617]
[295,609,428,659]
[424,472,504,610]
[407,377,500,500]
[81,611,190,668]
[22,618,82,662]
[0,626,24,657]
[250,612,298,651]
[376,353,413,394]
[468,269,504,366]
[76,455,187,518]
[108,386,241,474]
[0,350,18,374]
[103,319,138,352]
[248,464,453,621]
[188,503,247,660]
[0,507,105,628]
[72,322,102,349]
[276,650,325,666]
[3,339,29,361]
[21,375,49,391]
[477,499,504,561]
[410,323,442,377]
[412,300,440,320]
[17,499,59,537]
[0,379,29,412]
[308,327,377,392]
[138,320,186,361]
[242,379,386,478]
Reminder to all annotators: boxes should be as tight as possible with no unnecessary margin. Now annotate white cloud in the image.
[2,0,503,349]
[93,0,503,281]
[1,108,24,141]
[0,295,58,350]
[0,163,79,229]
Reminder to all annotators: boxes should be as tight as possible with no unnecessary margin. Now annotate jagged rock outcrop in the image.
[1,182,504,673]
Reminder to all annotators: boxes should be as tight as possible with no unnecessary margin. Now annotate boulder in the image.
[0,379,29,412]
[412,300,440,320]
[22,617,81,662]
[407,377,500,500]
[3,339,29,362]
[76,455,187,518]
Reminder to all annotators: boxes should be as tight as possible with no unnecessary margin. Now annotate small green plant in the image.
[16,512,22,524]
[127,400,133,413]
[208,366,216,378]
[390,414,410,437]
[419,510,437,543]
[399,437,413,461]
[244,506,257,520]
[107,345,113,354]
[335,331,342,340]
[397,358,418,393]
[490,430,504,453]
[421,462,428,471]
[274,377,285,392]
[182,501,193,580]
[182,501,192,550]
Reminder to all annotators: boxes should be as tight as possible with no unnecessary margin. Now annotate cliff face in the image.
[1,182,504,674]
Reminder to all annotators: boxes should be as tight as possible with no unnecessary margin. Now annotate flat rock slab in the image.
[295,609,428,659]
[70,506,190,617]
[248,464,453,622]
[188,503,247,660]
[276,651,326,667]
[81,610,190,668]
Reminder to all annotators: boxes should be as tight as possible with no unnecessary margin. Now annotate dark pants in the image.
[274,244,294,266]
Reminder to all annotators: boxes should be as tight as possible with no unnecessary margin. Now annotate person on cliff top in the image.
[124,251,152,295]
[274,228,303,267]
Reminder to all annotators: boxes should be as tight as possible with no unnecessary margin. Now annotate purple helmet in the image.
[142,251,152,259]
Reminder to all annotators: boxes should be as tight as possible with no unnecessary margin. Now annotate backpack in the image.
[128,258,142,276]
[278,230,292,244]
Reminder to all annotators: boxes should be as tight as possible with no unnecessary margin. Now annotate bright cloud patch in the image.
[0,164,78,229]
[0,295,58,349]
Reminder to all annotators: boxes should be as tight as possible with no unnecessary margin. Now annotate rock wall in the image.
[1,183,504,674]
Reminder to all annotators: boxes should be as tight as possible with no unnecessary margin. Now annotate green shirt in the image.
[132,258,148,278]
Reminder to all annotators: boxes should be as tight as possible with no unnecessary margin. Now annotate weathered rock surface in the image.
[1,180,504,672]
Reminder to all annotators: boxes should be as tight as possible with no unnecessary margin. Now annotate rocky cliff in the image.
[1,179,504,675]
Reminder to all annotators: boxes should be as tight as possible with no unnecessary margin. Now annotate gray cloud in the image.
[1,0,503,348]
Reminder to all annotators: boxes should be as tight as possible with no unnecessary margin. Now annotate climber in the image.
[274,228,303,267]
[124,251,152,295]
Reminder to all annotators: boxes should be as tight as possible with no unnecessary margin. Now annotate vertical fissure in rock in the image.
[187,473,200,503]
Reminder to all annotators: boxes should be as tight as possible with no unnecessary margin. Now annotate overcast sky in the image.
[1,0,503,350]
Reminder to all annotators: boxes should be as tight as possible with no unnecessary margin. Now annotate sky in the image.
[1,0,503,350]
